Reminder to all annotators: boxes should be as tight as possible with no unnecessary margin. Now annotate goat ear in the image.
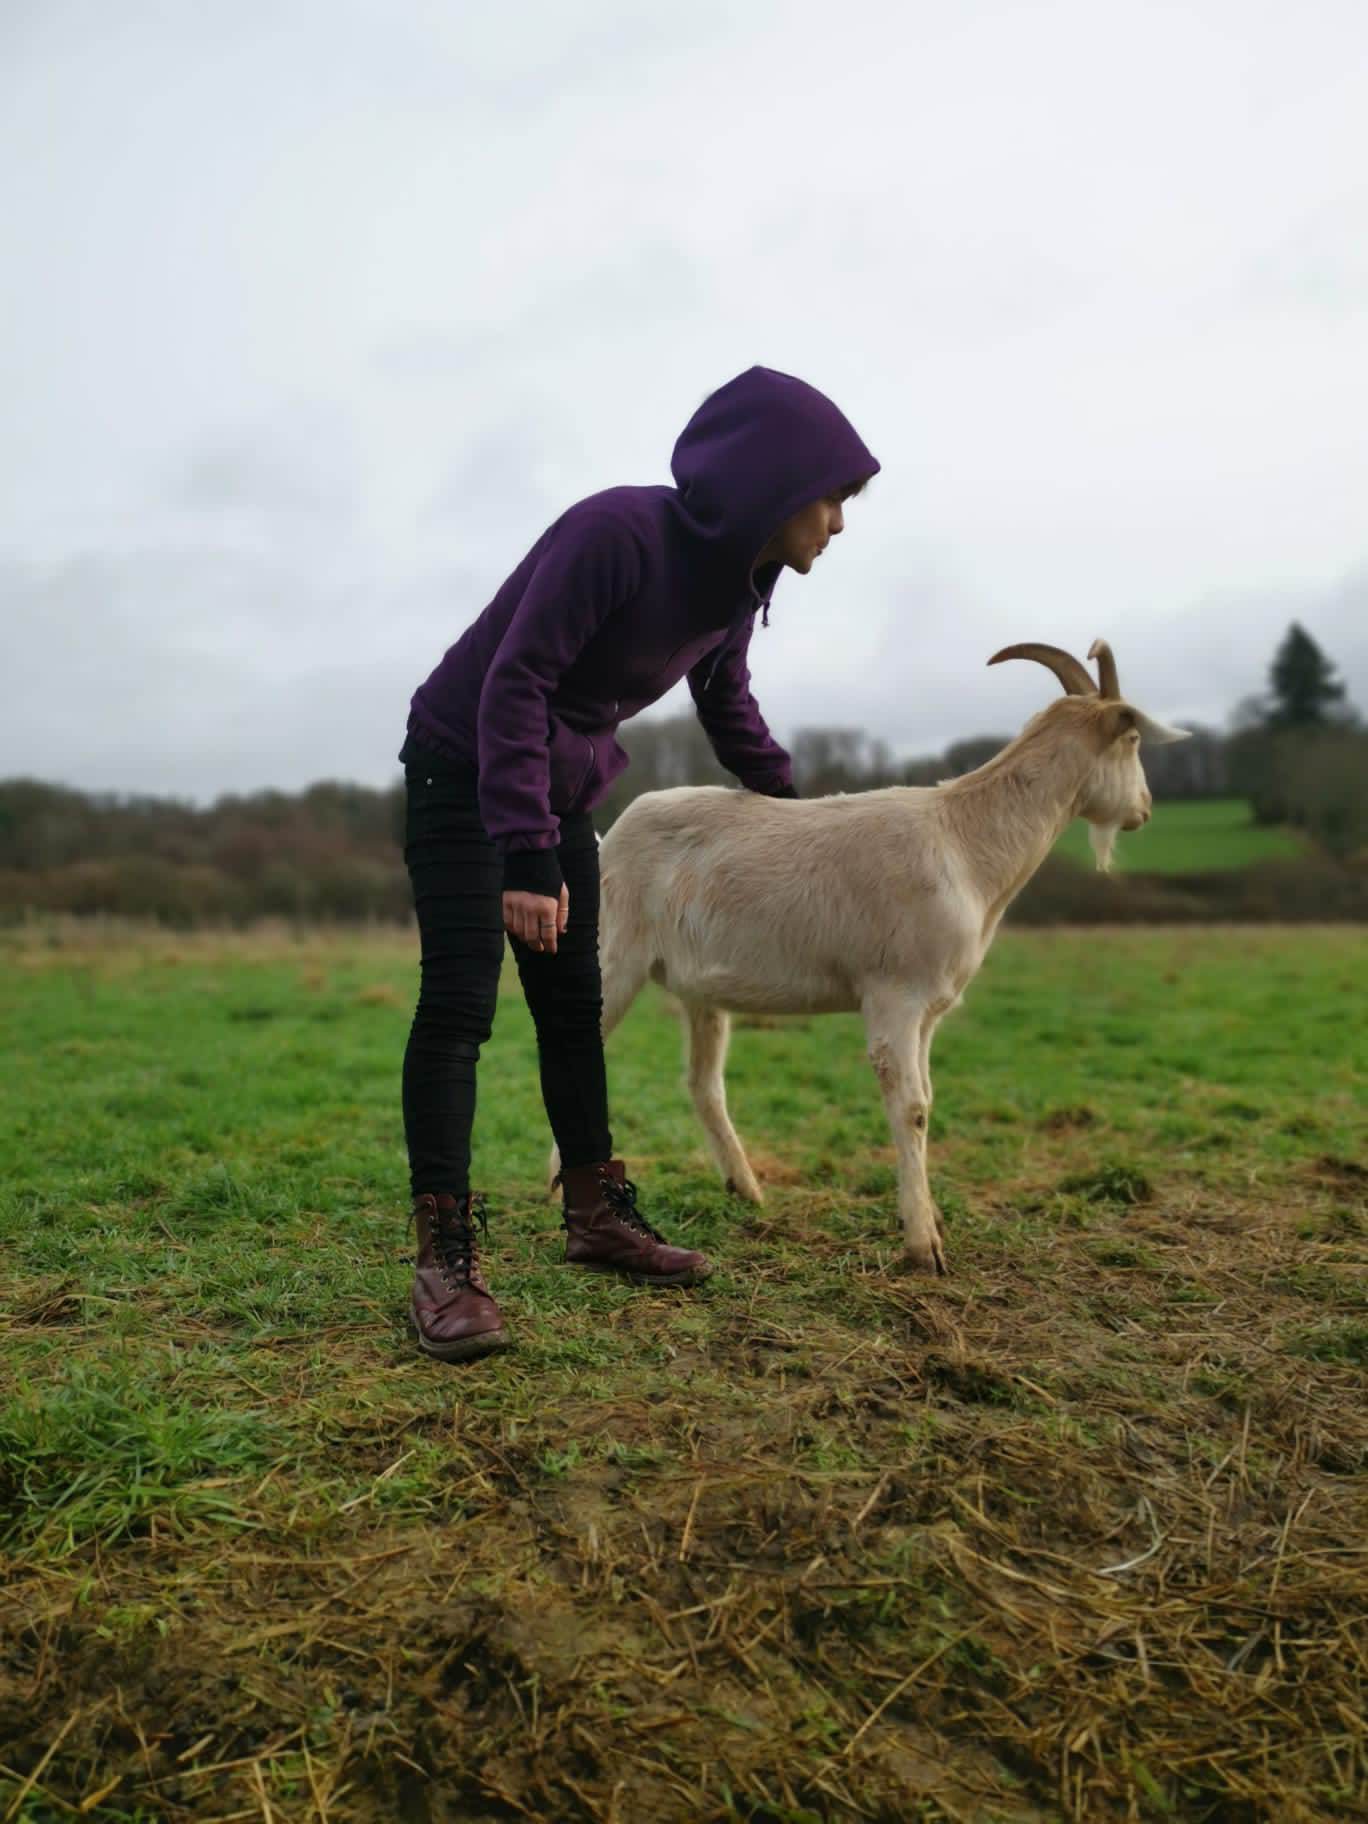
[1099,703,1137,744]
[1132,708,1192,746]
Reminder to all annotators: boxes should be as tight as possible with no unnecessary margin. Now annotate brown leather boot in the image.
[409,1193,509,1361]
[557,1160,712,1286]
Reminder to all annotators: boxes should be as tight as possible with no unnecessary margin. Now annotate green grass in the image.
[1,922,1365,1822]
[1054,796,1303,872]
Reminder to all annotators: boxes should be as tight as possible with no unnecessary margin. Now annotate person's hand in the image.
[503,884,569,954]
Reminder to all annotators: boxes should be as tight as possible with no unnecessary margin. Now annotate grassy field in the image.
[1053,798,1302,873]
[1,921,1365,1823]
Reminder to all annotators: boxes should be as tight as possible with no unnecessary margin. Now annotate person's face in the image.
[761,493,847,575]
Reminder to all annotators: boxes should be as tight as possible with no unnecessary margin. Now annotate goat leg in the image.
[864,986,948,1275]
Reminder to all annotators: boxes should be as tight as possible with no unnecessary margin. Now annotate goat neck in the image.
[939,701,1107,929]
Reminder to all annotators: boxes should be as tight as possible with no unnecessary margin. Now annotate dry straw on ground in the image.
[3,1184,1366,1822]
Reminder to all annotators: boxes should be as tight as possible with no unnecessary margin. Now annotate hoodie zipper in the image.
[703,599,768,694]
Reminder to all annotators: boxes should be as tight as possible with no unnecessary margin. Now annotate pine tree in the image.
[1266,622,1346,729]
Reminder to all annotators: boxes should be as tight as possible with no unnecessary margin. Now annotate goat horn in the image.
[987,643,1097,696]
[1087,638,1121,699]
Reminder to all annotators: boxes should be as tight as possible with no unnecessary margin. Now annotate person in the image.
[400,365,879,1361]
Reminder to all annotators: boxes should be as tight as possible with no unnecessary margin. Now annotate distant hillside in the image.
[1,735,1363,926]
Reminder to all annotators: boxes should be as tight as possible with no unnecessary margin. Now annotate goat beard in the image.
[1088,822,1121,873]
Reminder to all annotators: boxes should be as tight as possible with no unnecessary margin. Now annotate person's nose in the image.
[831,506,845,536]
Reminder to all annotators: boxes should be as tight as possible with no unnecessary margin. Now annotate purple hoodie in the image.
[406,366,880,896]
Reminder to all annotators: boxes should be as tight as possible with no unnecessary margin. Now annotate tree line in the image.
[1225,624,1365,859]
[0,624,1361,926]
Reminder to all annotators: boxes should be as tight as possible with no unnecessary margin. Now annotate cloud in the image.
[2,1,1367,799]
[176,410,361,522]
[0,546,497,799]
[420,424,560,542]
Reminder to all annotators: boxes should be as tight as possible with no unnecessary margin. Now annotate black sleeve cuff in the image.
[770,783,799,799]
[502,847,565,898]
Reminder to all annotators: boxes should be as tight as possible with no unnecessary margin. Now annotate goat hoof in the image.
[724,1174,763,1204]
[903,1241,949,1277]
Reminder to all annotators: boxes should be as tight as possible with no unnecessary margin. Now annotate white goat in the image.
[558,641,1188,1273]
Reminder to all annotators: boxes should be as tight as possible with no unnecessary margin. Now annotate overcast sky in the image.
[4,0,1366,800]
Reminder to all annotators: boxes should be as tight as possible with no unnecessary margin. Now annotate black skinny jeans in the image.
[400,738,612,1198]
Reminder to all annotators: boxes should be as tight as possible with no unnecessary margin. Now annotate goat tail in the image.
[596,866,651,1043]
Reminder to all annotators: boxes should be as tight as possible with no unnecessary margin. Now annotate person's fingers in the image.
[558,885,570,934]
[502,891,562,953]
[535,892,559,954]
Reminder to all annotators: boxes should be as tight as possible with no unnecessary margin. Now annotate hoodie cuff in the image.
[502,847,565,899]
[769,783,799,799]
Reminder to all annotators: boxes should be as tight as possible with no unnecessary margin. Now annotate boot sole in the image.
[412,1321,511,1362]
[569,1261,711,1288]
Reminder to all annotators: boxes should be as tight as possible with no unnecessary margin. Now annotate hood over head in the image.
[670,366,880,608]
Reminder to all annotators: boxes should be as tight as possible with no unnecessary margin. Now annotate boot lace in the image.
[434,1193,487,1287]
[600,1173,667,1243]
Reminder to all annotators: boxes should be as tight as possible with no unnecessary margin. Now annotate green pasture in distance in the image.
[1054,795,1304,872]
